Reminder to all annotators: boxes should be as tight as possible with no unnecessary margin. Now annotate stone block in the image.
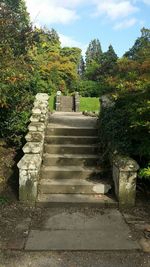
[18,155,42,202]
[35,93,49,101]
[17,154,42,170]
[23,142,43,154]
[100,95,115,109]
[19,175,38,202]
[32,108,42,115]
[34,101,48,109]
[30,114,41,122]
[25,132,44,142]
[28,122,45,132]
[112,154,139,207]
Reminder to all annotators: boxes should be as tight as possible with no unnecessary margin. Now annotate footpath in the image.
[0,203,150,267]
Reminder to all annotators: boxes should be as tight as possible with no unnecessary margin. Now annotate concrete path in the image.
[25,208,140,251]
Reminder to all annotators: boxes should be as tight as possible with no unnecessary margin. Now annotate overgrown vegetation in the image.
[96,29,150,180]
[0,0,81,146]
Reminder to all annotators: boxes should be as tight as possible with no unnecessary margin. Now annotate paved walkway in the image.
[0,203,150,266]
[25,208,139,251]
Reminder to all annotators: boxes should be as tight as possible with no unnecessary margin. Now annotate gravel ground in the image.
[0,251,150,267]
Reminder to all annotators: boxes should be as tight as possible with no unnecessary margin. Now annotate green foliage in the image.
[139,164,150,180]
[100,88,150,179]
[124,28,150,61]
[49,95,55,111]
[0,196,9,205]
[78,55,85,78]
[100,45,118,76]
[0,0,81,147]
[77,80,101,97]
[80,97,100,112]
[85,39,102,66]
[98,28,150,183]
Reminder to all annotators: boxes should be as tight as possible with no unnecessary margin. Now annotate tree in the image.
[60,47,81,64]
[85,39,102,66]
[33,28,61,52]
[78,55,85,77]
[0,0,31,55]
[101,45,118,76]
[124,28,150,62]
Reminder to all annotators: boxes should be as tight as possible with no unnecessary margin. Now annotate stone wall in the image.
[100,95,139,207]
[17,93,49,202]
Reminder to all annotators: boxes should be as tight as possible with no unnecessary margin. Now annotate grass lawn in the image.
[80,97,100,112]
[49,95,55,111]
[49,95,100,112]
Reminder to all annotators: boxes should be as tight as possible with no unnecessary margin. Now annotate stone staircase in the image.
[37,112,114,206]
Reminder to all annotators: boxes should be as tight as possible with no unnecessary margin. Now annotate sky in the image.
[25,0,150,57]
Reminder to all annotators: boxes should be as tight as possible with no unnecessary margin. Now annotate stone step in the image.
[41,166,104,180]
[49,112,82,116]
[49,114,98,128]
[36,194,118,208]
[39,178,111,194]
[46,126,98,136]
[45,135,98,145]
[43,154,99,166]
[44,144,98,154]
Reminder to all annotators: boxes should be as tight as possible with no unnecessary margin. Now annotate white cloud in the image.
[25,0,79,25]
[25,0,145,31]
[59,34,83,47]
[142,0,150,4]
[94,0,138,20]
[114,18,137,29]
[59,33,87,55]
[47,0,87,8]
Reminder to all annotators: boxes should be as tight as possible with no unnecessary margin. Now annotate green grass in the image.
[49,95,100,112]
[49,95,55,111]
[80,97,100,112]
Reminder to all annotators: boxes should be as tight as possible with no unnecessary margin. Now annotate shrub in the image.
[99,89,150,177]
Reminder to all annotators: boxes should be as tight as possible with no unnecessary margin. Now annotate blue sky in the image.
[25,0,150,57]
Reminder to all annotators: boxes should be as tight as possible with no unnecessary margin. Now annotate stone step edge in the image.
[43,153,99,159]
[41,166,104,172]
[36,194,118,206]
[39,178,111,186]
[46,126,98,129]
[45,135,98,139]
[44,144,98,148]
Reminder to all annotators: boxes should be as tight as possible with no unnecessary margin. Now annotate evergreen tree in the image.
[124,27,150,61]
[85,39,102,66]
[101,44,118,76]
[78,55,85,77]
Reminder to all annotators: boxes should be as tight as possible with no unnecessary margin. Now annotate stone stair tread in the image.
[47,125,98,129]
[43,153,99,159]
[39,178,110,186]
[37,194,117,205]
[41,166,103,172]
[49,112,83,116]
[45,135,97,139]
[45,144,97,148]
